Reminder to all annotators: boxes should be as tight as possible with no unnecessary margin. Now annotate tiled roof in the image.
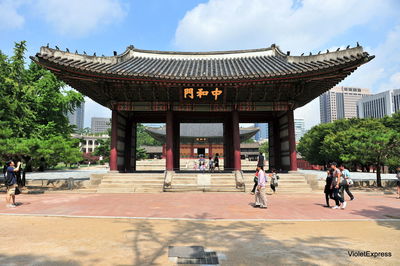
[32,44,373,82]
[145,124,259,143]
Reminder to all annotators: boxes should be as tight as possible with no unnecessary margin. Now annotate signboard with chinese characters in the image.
[183,87,224,102]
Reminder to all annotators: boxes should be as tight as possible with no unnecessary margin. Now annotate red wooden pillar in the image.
[232,110,241,171]
[166,111,174,171]
[287,110,297,171]
[110,110,118,171]
[124,118,133,172]
[173,120,180,170]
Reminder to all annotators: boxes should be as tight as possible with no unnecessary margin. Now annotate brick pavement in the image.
[1,192,399,220]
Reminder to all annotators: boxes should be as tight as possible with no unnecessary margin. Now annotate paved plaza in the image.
[0,192,399,265]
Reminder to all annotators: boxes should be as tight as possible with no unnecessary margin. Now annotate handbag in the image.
[253,176,258,183]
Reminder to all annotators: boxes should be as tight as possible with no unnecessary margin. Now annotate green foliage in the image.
[0,41,84,169]
[298,117,400,187]
[93,138,110,161]
[259,141,269,158]
[136,147,148,160]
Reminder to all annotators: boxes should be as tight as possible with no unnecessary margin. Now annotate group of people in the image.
[324,162,354,209]
[194,153,220,172]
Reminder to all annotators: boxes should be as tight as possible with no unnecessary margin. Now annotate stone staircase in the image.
[243,172,313,193]
[164,172,244,192]
[96,173,165,193]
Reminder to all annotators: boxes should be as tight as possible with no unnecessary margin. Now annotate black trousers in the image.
[340,184,354,200]
[270,184,276,192]
[333,187,344,206]
[251,181,258,193]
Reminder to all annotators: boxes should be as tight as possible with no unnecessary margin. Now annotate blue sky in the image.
[1,0,399,129]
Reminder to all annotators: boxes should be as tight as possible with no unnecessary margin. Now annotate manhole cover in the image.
[168,246,219,265]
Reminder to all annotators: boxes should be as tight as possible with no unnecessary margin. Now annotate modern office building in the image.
[294,118,306,142]
[357,89,400,118]
[320,86,371,123]
[91,117,111,133]
[67,102,85,130]
[254,123,268,141]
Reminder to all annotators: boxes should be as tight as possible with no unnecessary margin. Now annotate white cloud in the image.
[174,0,399,129]
[343,24,400,93]
[174,0,392,53]
[0,0,25,31]
[34,0,127,37]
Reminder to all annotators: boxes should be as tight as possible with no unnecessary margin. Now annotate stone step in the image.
[101,179,163,184]
[164,186,244,192]
[98,184,163,189]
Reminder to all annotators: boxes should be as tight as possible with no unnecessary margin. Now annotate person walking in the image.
[254,166,267,208]
[250,168,258,195]
[269,169,278,193]
[396,167,400,199]
[208,156,214,173]
[4,161,21,208]
[324,168,334,207]
[214,153,220,172]
[330,162,347,209]
[339,164,354,201]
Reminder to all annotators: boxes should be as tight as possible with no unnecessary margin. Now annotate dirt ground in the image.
[0,216,398,266]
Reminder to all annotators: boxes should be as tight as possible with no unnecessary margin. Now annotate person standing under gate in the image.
[339,164,354,201]
[254,166,267,208]
[214,153,220,172]
[330,162,347,209]
[257,152,264,168]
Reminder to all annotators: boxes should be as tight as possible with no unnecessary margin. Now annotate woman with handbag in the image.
[250,168,258,195]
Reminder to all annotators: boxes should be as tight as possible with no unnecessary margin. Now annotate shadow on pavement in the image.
[350,205,400,230]
[119,217,354,265]
[0,254,81,266]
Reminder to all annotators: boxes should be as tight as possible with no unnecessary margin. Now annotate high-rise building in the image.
[91,117,111,133]
[294,118,306,142]
[357,89,400,118]
[320,86,371,123]
[254,123,268,141]
[67,102,85,130]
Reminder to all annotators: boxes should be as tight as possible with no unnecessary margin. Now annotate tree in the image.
[93,138,110,161]
[0,41,84,169]
[299,117,400,187]
[331,119,400,187]
[258,141,269,158]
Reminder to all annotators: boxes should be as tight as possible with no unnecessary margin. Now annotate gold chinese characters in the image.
[184,88,222,100]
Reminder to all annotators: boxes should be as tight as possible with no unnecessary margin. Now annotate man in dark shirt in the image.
[5,161,21,208]
[257,152,264,167]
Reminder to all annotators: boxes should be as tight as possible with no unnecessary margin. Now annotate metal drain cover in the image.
[168,246,205,258]
[168,246,219,265]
